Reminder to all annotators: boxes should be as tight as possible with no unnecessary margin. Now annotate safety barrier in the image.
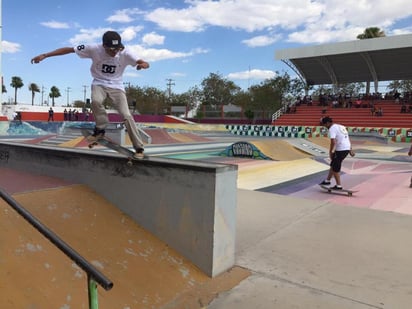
[225,124,412,142]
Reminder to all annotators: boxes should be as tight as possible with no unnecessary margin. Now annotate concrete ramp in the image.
[0,184,249,308]
[221,140,312,161]
[0,142,238,278]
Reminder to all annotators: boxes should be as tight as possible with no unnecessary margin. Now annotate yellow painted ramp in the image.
[0,185,248,308]
[249,140,311,161]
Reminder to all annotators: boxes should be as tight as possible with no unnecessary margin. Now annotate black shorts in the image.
[330,150,350,172]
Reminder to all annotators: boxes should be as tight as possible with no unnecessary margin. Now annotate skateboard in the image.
[319,185,357,196]
[81,129,146,165]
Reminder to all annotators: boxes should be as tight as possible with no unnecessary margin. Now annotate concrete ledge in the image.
[0,142,238,277]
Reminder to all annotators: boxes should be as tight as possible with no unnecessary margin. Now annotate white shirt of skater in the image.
[328,124,351,151]
[74,44,138,90]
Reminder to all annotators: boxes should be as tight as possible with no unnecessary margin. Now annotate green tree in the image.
[49,86,61,107]
[141,87,167,115]
[247,72,300,119]
[169,86,202,115]
[356,27,385,40]
[336,82,365,98]
[232,90,252,117]
[356,27,386,94]
[387,80,412,95]
[28,83,40,106]
[200,72,241,110]
[10,76,24,104]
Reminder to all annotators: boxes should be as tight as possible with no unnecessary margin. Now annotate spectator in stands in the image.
[400,103,407,113]
[376,107,383,117]
[370,105,376,116]
[394,91,401,103]
[319,116,355,190]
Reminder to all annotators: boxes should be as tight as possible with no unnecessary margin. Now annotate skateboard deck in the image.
[319,185,357,196]
[81,129,146,164]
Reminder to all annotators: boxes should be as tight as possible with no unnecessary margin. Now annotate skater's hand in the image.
[136,60,149,70]
[31,54,47,64]
[349,150,355,157]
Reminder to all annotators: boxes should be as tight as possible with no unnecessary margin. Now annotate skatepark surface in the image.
[1,130,412,309]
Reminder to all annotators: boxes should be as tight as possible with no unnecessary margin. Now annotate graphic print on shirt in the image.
[102,64,116,74]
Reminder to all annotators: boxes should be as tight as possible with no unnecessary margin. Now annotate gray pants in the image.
[91,85,144,150]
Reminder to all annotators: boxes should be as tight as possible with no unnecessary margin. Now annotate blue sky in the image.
[2,0,412,106]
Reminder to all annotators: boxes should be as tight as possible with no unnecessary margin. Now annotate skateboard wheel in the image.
[127,160,133,166]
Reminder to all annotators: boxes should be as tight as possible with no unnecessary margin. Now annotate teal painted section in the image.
[220,141,272,160]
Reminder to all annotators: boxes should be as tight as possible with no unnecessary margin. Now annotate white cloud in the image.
[128,45,209,62]
[1,41,21,53]
[145,0,323,32]
[120,26,144,42]
[228,69,276,80]
[106,8,143,23]
[142,32,165,46]
[40,20,70,29]
[171,72,187,77]
[69,28,109,45]
[242,35,280,47]
[143,0,412,45]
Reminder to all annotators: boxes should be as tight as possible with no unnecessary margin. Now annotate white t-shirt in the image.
[74,44,138,90]
[328,123,351,151]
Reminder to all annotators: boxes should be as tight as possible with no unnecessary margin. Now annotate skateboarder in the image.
[319,116,355,190]
[31,30,149,158]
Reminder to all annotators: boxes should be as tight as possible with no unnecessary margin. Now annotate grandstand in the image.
[274,100,412,128]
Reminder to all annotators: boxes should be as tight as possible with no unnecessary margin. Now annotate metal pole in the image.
[88,274,99,309]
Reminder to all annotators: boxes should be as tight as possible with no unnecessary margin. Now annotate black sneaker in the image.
[319,180,331,185]
[133,147,145,159]
[93,127,105,136]
[87,127,105,142]
[330,185,343,190]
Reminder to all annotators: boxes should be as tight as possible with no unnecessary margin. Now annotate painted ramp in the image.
[221,140,312,161]
[0,169,248,309]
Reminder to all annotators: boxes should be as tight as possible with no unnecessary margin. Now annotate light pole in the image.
[83,85,88,103]
[66,87,71,106]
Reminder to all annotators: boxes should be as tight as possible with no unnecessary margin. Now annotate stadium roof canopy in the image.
[275,34,412,90]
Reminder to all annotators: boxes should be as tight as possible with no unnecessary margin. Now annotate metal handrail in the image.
[0,187,113,308]
[271,107,284,123]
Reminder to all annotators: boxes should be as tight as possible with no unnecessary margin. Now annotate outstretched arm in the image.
[136,59,149,70]
[31,47,75,64]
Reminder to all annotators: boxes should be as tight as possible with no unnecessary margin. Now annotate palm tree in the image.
[10,76,24,104]
[356,27,386,94]
[49,86,61,107]
[29,83,40,106]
